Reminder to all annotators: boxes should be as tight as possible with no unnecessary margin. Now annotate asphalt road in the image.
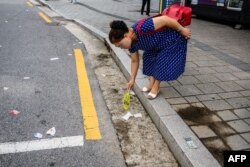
[0,0,125,166]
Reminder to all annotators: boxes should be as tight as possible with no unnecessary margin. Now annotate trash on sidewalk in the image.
[8,110,20,116]
[184,137,198,149]
[46,127,56,136]
[133,113,142,118]
[0,45,2,48]
[122,112,133,121]
[67,53,72,56]
[3,87,9,91]
[50,57,59,61]
[5,20,8,23]
[34,133,43,139]
[123,91,130,111]
[23,77,30,80]
[129,90,135,96]
[78,42,83,44]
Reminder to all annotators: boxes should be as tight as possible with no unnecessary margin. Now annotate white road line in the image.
[0,135,84,155]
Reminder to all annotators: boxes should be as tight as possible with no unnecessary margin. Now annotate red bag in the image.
[162,4,192,26]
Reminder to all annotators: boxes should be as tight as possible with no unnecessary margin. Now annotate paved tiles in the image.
[226,135,250,150]
[191,125,217,139]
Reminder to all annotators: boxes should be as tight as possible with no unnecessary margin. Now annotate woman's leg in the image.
[147,78,160,99]
[148,76,155,88]
[150,79,160,94]
[141,0,146,15]
[142,51,157,91]
[146,0,151,15]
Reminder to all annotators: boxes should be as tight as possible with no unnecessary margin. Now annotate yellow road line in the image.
[74,49,102,140]
[38,12,52,23]
[26,1,33,7]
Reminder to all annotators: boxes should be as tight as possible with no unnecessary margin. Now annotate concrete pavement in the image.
[36,0,250,166]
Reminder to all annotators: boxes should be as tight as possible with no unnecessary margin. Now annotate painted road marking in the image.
[26,1,33,7]
[74,49,102,140]
[0,135,84,155]
[38,12,52,23]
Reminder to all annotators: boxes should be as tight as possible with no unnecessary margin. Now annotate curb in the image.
[37,1,221,166]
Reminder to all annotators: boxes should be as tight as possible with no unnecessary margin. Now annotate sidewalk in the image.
[37,0,250,166]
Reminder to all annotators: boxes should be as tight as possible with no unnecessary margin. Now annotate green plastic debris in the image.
[123,91,130,111]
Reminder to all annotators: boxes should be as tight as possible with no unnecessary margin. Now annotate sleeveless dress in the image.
[129,18,187,81]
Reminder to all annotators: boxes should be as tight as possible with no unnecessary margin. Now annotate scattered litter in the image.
[73,44,76,46]
[46,127,56,136]
[23,77,30,80]
[184,137,197,149]
[101,74,106,77]
[50,57,59,61]
[3,87,9,90]
[129,90,135,96]
[8,110,20,116]
[122,112,133,121]
[34,133,43,139]
[133,113,142,118]
[5,20,8,23]
[78,42,83,44]
[67,53,72,56]
[123,91,130,111]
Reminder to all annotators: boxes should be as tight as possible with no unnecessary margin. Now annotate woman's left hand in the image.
[180,27,191,39]
[127,78,135,90]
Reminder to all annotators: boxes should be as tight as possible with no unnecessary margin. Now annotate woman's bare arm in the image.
[127,51,139,90]
[152,15,191,38]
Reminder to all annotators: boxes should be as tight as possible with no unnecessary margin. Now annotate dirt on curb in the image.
[77,25,179,166]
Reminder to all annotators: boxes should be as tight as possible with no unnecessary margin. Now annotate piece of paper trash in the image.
[78,42,83,44]
[18,25,22,28]
[67,53,72,56]
[8,110,20,116]
[129,90,135,96]
[122,112,133,121]
[3,87,9,90]
[0,45,2,48]
[50,57,59,61]
[73,43,76,46]
[101,74,106,77]
[5,20,8,23]
[133,113,142,118]
[23,77,30,80]
[34,133,43,139]
[46,127,56,136]
[184,137,198,149]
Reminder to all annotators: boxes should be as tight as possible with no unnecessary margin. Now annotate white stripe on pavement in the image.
[0,135,84,155]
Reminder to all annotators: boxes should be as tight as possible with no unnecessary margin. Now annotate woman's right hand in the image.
[127,78,135,90]
[180,27,191,39]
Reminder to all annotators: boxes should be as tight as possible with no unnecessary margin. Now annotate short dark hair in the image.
[109,20,129,43]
